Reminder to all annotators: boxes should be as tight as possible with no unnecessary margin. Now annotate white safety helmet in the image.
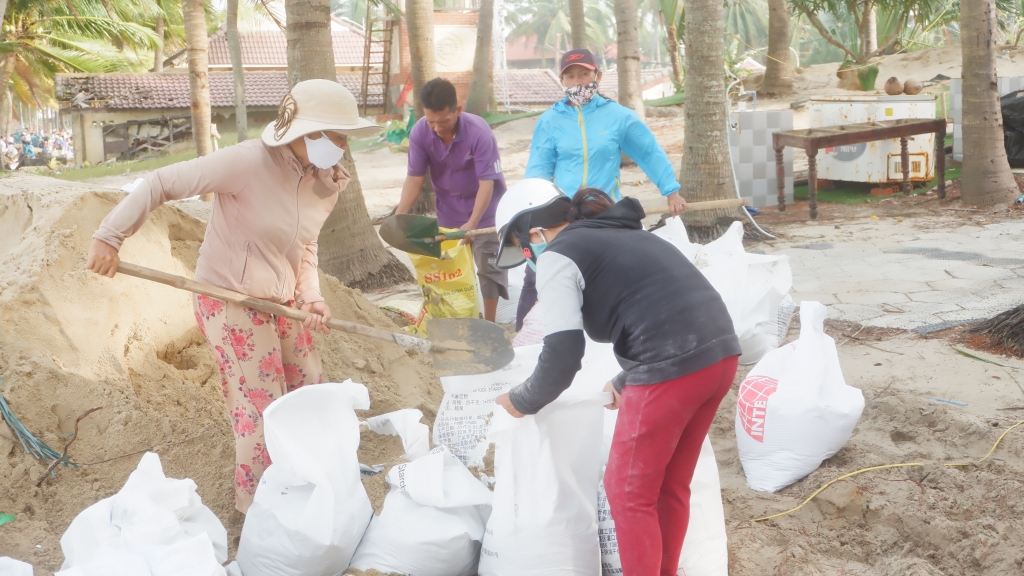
[495,178,571,269]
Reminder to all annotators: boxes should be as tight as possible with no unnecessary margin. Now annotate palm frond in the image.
[34,16,159,49]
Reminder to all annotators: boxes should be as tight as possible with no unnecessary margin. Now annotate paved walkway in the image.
[768,217,1024,333]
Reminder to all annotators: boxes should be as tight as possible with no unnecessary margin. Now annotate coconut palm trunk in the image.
[227,0,247,142]
[405,0,436,214]
[680,0,739,242]
[465,0,494,115]
[614,0,646,123]
[760,0,793,96]
[960,0,1019,206]
[569,0,587,49]
[661,13,683,89]
[285,0,413,289]
[0,56,14,138]
[153,15,164,72]
[183,0,212,157]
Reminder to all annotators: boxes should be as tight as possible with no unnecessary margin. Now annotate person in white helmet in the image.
[492,178,740,576]
[85,79,381,513]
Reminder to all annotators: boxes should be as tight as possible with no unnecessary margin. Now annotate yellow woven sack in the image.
[408,233,480,319]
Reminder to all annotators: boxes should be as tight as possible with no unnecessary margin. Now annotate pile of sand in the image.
[0,173,442,573]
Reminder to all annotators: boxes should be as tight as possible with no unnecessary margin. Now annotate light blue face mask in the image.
[525,239,548,272]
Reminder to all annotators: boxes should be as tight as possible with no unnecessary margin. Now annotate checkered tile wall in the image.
[728,110,794,208]
[950,77,1024,162]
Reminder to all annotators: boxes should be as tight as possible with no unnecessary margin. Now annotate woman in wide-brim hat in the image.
[86,79,381,513]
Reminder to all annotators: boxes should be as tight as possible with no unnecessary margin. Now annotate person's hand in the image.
[667,192,688,216]
[495,393,525,418]
[458,221,479,246]
[603,381,622,410]
[86,238,120,278]
[299,301,332,335]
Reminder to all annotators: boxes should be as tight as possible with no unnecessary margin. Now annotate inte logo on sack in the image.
[737,375,778,442]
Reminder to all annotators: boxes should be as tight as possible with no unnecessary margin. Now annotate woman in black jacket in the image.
[493,180,739,576]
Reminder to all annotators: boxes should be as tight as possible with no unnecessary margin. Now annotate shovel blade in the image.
[379,214,444,258]
[426,318,515,376]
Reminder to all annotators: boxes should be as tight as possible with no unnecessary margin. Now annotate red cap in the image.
[560,49,598,74]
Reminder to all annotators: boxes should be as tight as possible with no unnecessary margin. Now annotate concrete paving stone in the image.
[791,292,839,305]
[834,268,891,282]
[956,291,1022,310]
[863,313,942,329]
[883,268,951,282]
[895,300,964,315]
[844,280,933,293]
[927,278,990,293]
[945,265,1016,281]
[908,290,964,303]
[903,259,975,272]
[836,291,911,305]
[996,277,1024,289]
[935,308,998,323]
[828,303,887,322]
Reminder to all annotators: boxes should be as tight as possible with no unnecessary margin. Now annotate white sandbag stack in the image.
[478,392,609,576]
[56,452,227,576]
[348,446,493,576]
[236,381,373,576]
[652,218,793,365]
[0,557,34,576]
[736,301,865,492]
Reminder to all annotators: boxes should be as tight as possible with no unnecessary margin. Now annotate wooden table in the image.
[772,118,948,219]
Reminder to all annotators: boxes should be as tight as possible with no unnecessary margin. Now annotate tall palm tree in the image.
[284,0,413,289]
[183,0,212,157]
[655,0,683,89]
[505,0,615,65]
[569,0,587,48]
[404,0,436,214]
[615,0,645,122]
[759,0,793,96]
[680,0,738,242]
[0,0,156,136]
[465,0,494,115]
[227,0,247,141]
[961,0,1018,206]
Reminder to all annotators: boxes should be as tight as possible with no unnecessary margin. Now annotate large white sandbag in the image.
[478,392,609,576]
[596,410,728,576]
[236,381,373,576]
[349,446,493,576]
[0,557,34,576]
[434,339,620,467]
[366,408,431,460]
[736,301,865,492]
[56,452,227,576]
[495,263,527,325]
[652,219,792,365]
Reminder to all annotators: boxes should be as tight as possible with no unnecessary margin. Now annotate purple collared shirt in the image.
[407,112,506,228]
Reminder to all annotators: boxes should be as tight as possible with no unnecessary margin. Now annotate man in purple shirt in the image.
[397,77,508,322]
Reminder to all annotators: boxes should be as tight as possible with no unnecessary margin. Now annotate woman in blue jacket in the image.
[516,48,685,329]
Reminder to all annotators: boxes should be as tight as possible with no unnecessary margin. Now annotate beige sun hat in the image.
[261,79,382,146]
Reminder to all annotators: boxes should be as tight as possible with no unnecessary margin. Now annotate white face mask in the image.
[303,132,345,169]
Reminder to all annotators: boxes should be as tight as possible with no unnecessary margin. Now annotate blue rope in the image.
[0,382,76,469]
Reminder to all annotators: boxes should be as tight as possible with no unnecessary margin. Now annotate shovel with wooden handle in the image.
[115,262,515,376]
[379,197,752,258]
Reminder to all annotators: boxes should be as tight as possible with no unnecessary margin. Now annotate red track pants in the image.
[604,355,738,576]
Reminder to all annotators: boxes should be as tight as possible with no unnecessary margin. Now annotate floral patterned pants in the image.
[193,294,323,513]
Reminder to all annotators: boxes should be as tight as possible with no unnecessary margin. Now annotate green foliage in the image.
[504,0,615,60]
[2,0,160,109]
[857,64,878,90]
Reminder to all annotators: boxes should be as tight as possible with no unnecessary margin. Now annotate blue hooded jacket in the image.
[524,94,680,200]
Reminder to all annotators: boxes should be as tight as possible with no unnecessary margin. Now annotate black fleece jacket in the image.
[508,198,741,415]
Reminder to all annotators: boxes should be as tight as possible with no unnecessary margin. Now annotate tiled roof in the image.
[496,68,564,105]
[206,28,379,68]
[55,72,378,110]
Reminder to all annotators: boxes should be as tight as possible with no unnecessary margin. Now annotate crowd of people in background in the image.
[1,128,74,170]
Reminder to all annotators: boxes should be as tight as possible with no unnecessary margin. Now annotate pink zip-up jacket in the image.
[93,139,350,305]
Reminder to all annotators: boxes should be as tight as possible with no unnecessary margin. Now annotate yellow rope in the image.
[728,1,955,73]
[752,419,1024,523]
